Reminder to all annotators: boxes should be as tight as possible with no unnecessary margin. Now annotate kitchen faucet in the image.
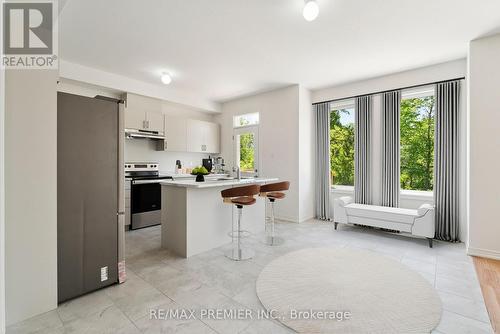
[233,166,241,180]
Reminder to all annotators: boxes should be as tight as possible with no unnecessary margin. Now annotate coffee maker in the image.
[202,157,213,173]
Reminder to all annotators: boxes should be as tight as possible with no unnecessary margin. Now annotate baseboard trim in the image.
[298,216,315,223]
[275,216,323,224]
[467,247,500,260]
[275,216,299,223]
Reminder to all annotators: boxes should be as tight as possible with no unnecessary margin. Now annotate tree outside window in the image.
[400,96,435,191]
[234,113,259,174]
[239,132,255,172]
[330,107,355,186]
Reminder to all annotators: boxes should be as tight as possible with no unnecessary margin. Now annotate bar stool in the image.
[221,184,260,261]
[259,181,290,246]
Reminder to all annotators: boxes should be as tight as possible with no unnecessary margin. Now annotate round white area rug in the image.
[256,248,442,333]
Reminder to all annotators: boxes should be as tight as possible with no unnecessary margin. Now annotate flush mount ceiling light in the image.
[161,73,172,85]
[303,0,319,21]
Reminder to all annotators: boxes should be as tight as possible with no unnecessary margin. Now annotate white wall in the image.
[467,33,500,260]
[313,59,467,103]
[216,85,302,222]
[5,70,58,325]
[314,60,468,242]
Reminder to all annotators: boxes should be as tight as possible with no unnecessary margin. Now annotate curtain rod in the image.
[312,77,466,106]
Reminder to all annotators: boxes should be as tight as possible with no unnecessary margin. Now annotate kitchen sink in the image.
[207,176,256,182]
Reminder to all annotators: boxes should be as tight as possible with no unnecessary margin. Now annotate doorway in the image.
[233,125,259,177]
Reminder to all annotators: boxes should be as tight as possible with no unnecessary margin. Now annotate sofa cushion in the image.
[345,204,417,225]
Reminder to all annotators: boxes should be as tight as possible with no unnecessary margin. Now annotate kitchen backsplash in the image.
[125,138,210,173]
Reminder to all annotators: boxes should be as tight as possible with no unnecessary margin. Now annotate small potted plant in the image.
[191,165,209,182]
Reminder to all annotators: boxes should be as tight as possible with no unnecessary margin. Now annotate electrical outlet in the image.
[101,266,108,282]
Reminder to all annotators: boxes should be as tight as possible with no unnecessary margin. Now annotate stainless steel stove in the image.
[125,162,172,230]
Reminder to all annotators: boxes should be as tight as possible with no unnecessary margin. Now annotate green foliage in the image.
[191,166,209,175]
[400,96,435,191]
[239,118,250,126]
[330,109,355,186]
[239,133,255,172]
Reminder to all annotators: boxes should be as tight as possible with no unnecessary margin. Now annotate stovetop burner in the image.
[124,162,173,181]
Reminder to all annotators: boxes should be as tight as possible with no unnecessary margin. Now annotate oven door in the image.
[131,180,161,229]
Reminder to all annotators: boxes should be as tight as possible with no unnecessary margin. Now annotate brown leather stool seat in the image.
[231,196,256,206]
[221,184,260,260]
[266,192,285,200]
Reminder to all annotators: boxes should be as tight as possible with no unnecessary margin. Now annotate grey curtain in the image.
[354,96,372,204]
[314,102,331,220]
[381,91,401,207]
[435,80,461,242]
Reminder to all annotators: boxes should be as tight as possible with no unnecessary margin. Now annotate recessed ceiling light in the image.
[303,0,319,21]
[161,73,172,85]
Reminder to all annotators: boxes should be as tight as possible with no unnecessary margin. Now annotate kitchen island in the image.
[160,177,278,257]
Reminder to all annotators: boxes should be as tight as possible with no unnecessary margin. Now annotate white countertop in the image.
[159,177,278,188]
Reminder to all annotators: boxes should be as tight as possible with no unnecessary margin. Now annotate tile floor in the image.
[7,220,493,334]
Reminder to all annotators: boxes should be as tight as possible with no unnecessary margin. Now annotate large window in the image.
[400,89,435,191]
[330,101,355,186]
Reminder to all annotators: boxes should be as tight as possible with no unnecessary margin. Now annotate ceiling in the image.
[59,0,500,107]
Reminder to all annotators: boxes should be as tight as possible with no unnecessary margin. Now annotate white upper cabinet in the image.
[124,93,164,134]
[205,121,220,153]
[124,109,145,130]
[162,116,187,152]
[186,119,205,153]
[186,119,220,154]
[125,93,219,153]
[146,111,164,133]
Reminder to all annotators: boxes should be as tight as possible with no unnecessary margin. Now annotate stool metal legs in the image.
[264,200,284,246]
[225,206,254,261]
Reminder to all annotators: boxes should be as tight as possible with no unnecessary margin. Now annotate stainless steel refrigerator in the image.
[57,92,125,303]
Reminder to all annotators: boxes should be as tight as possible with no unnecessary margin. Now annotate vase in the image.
[195,174,205,182]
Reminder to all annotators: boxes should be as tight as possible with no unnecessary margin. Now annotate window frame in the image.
[233,111,260,177]
[399,85,436,194]
[233,112,260,128]
[329,100,355,189]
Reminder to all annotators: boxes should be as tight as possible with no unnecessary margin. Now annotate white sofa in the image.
[333,196,435,247]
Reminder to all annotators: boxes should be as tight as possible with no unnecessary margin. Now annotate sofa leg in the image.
[334,222,338,230]
[427,238,433,248]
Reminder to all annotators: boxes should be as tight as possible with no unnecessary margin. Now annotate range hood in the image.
[125,128,165,140]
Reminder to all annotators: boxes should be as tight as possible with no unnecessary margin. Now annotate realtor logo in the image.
[2,0,58,69]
